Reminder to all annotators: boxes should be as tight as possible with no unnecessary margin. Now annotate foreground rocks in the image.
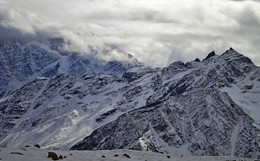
[48,152,59,160]
[0,147,256,161]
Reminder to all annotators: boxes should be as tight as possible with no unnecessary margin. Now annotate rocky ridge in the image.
[0,44,259,159]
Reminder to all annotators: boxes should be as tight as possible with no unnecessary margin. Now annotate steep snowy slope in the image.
[71,89,259,158]
[0,69,154,149]
[70,49,260,158]
[221,69,260,126]
[0,48,259,159]
[0,40,60,94]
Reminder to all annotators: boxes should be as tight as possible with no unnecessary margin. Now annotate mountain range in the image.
[0,39,259,159]
[0,38,141,95]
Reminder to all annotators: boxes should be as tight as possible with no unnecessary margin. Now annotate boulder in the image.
[122,153,130,158]
[34,144,40,148]
[48,152,59,160]
[59,155,63,159]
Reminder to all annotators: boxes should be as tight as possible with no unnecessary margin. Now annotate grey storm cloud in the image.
[0,0,260,67]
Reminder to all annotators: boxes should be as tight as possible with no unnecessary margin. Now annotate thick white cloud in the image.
[0,0,260,66]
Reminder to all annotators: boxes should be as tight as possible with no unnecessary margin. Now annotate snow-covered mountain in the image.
[0,45,259,159]
[0,39,141,95]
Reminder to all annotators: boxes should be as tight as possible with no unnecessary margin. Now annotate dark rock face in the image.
[71,89,260,158]
[95,109,117,122]
[122,72,145,82]
[203,51,216,61]
[0,78,46,138]
[194,58,200,62]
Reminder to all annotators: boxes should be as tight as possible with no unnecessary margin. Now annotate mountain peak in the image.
[203,51,216,61]
[222,47,239,56]
[194,58,201,62]
[220,48,253,63]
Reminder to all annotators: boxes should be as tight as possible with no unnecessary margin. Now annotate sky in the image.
[0,0,260,67]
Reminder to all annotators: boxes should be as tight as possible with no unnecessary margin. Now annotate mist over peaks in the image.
[1,0,260,66]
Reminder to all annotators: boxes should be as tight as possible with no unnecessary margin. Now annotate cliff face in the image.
[71,89,259,158]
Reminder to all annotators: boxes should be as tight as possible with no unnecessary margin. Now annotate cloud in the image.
[0,0,260,67]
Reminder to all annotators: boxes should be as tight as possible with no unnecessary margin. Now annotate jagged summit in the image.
[203,50,216,61]
[221,47,242,57]
[194,58,200,62]
[219,48,254,66]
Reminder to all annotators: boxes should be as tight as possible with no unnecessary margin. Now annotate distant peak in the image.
[223,47,239,55]
[203,51,216,61]
[221,48,254,65]
[194,58,200,62]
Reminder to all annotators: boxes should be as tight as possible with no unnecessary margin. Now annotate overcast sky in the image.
[0,0,260,67]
